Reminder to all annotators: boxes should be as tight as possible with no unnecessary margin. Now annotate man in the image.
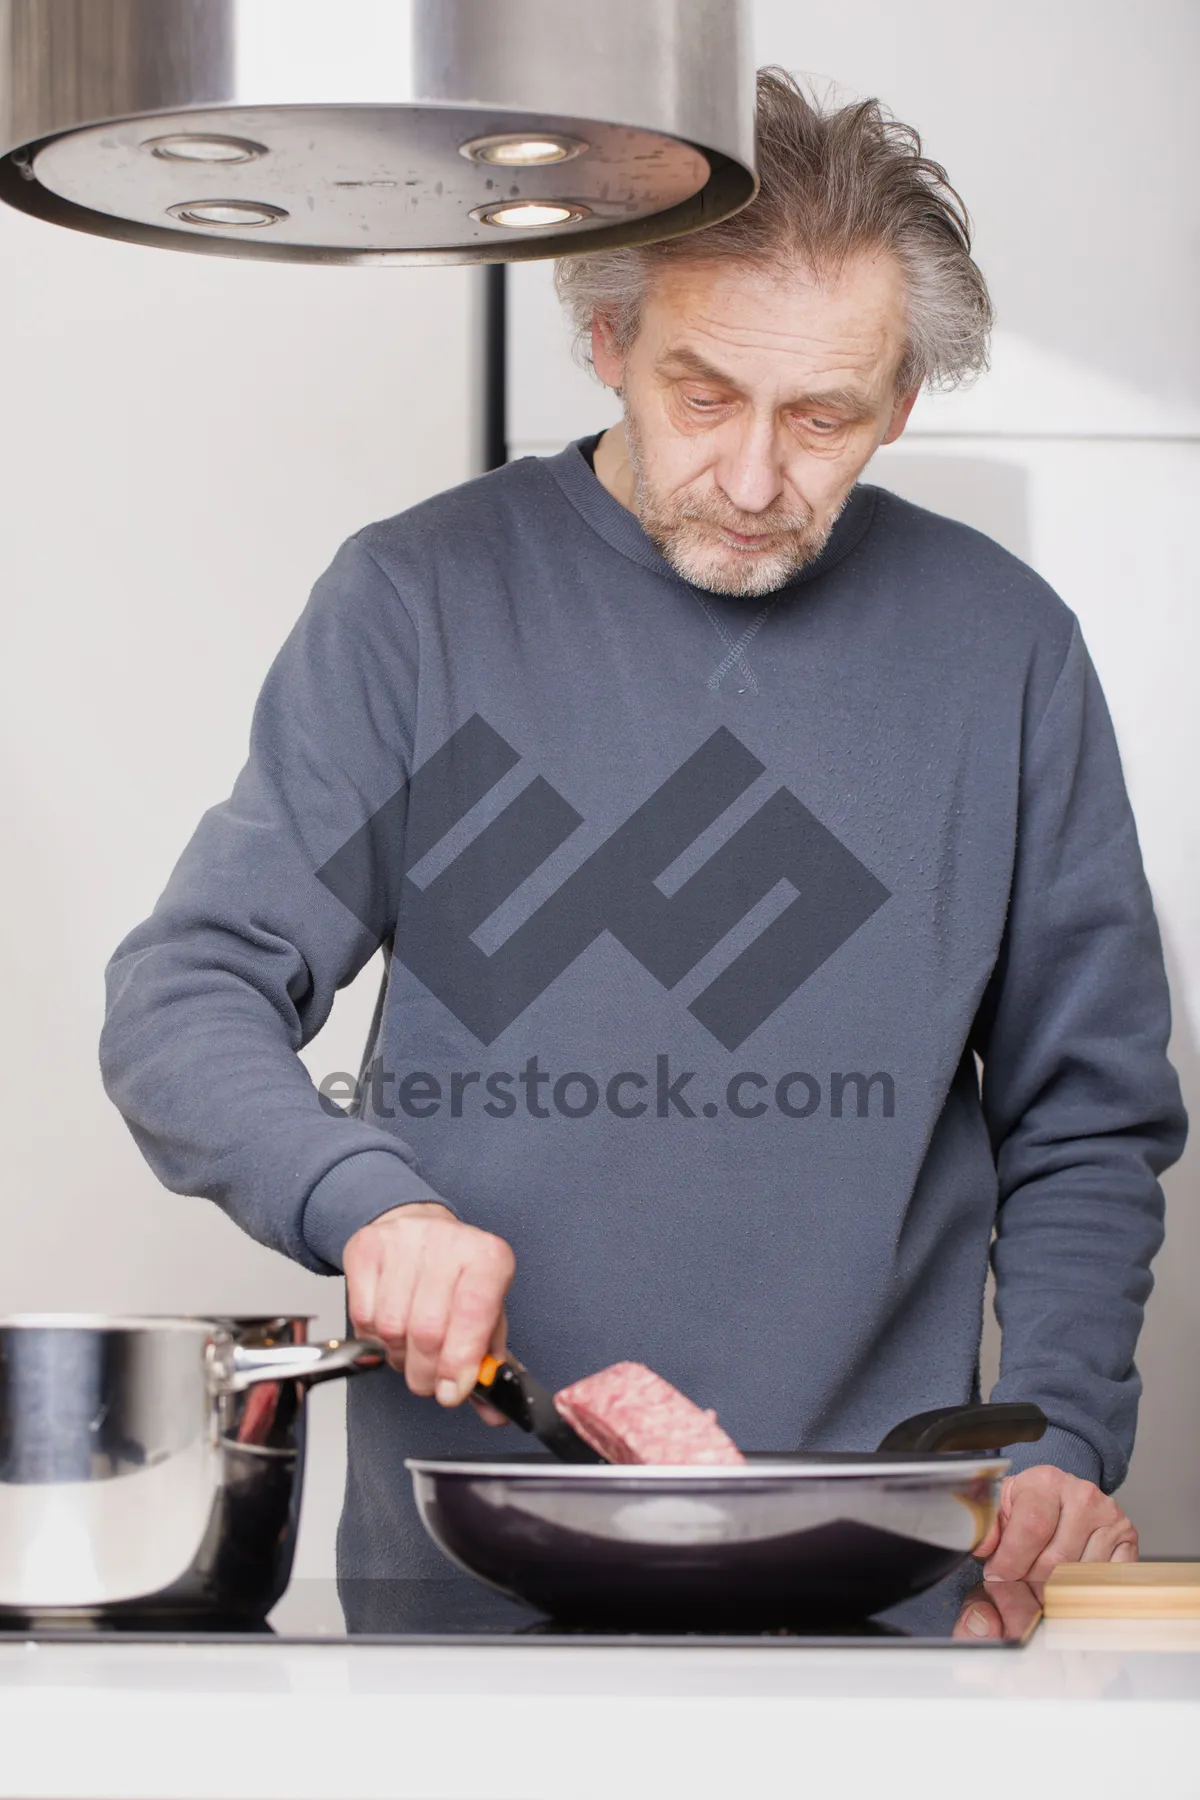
[100,71,1186,1597]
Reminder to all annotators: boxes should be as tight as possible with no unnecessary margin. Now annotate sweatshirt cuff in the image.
[302,1150,455,1272]
[1000,1425,1104,1488]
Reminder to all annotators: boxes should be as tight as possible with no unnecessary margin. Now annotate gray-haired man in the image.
[101,71,1185,1606]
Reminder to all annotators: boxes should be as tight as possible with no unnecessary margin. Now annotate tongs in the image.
[470,1352,1047,1468]
[472,1353,603,1463]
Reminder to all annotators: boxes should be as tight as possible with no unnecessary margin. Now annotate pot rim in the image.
[0,1312,223,1334]
[406,1456,1008,1483]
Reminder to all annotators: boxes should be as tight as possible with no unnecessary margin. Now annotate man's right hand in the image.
[343,1202,515,1414]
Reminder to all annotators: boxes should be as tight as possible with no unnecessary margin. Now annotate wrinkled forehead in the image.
[636,251,911,400]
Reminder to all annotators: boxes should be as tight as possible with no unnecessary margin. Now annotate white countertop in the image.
[0,1617,1197,1800]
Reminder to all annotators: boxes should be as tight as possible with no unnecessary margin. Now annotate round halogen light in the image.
[459,133,588,167]
[470,199,590,230]
[167,200,289,228]
[144,135,267,164]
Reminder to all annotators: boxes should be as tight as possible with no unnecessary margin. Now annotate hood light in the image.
[144,135,267,165]
[0,0,755,263]
[460,133,587,167]
[167,200,288,228]
[471,200,589,230]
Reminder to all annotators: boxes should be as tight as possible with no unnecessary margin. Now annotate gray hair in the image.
[554,68,993,393]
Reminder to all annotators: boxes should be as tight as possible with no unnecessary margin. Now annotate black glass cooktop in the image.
[0,1564,1041,1648]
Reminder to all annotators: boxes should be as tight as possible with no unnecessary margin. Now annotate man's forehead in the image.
[640,254,909,395]
[651,333,894,411]
[651,342,868,412]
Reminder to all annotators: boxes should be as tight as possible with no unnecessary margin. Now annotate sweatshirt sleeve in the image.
[99,534,452,1275]
[971,616,1187,1491]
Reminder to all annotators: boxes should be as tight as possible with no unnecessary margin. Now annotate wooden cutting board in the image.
[1044,1562,1200,1618]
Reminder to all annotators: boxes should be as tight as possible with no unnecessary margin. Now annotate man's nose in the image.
[714,416,786,516]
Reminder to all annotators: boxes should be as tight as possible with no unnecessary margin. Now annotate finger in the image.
[974,1515,1003,1564]
[344,1244,381,1343]
[403,1249,463,1398]
[954,1596,1003,1640]
[464,1310,510,1418]
[973,1475,1014,1565]
[1021,1490,1125,1582]
[1080,1520,1138,1563]
[983,1486,1063,1582]
[437,1237,515,1404]
[468,1309,512,1422]
[360,1255,418,1374]
[971,1578,1042,1639]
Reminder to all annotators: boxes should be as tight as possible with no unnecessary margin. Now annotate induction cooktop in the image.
[0,1564,1041,1647]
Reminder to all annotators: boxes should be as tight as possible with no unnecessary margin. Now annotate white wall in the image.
[506,0,1200,1552]
[0,200,481,1576]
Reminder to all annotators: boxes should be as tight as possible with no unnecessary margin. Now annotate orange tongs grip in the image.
[470,1353,602,1463]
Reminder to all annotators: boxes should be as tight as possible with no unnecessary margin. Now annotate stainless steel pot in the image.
[0,1313,383,1617]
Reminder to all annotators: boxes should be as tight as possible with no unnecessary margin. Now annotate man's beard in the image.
[623,405,843,599]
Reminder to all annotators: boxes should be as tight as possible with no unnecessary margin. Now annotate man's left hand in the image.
[975,1465,1138,1582]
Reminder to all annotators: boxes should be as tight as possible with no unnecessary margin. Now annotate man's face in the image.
[591,252,918,597]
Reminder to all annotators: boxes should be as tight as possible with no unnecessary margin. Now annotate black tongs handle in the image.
[876,1401,1048,1456]
[472,1354,604,1463]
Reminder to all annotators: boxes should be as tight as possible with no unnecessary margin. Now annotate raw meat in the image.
[554,1362,745,1466]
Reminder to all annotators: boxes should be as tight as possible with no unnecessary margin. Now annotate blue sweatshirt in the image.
[100,436,1186,1577]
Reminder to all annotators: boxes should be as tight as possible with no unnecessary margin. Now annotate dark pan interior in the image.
[415,1465,992,1626]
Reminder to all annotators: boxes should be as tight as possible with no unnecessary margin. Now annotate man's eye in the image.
[684,393,725,411]
[806,417,840,433]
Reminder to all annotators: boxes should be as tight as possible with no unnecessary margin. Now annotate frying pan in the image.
[407,1398,1047,1625]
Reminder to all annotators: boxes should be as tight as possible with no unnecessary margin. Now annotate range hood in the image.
[0,0,756,264]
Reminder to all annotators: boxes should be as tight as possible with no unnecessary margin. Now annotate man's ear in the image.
[591,314,624,389]
[880,385,920,446]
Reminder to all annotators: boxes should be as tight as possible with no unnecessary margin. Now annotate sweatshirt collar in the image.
[539,433,879,594]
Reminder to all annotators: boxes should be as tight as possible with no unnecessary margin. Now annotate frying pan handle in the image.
[876,1401,1048,1455]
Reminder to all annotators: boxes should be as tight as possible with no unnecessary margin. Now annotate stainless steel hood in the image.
[0,0,757,264]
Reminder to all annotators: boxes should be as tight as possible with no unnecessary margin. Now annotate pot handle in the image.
[217,1337,387,1393]
[876,1401,1047,1455]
